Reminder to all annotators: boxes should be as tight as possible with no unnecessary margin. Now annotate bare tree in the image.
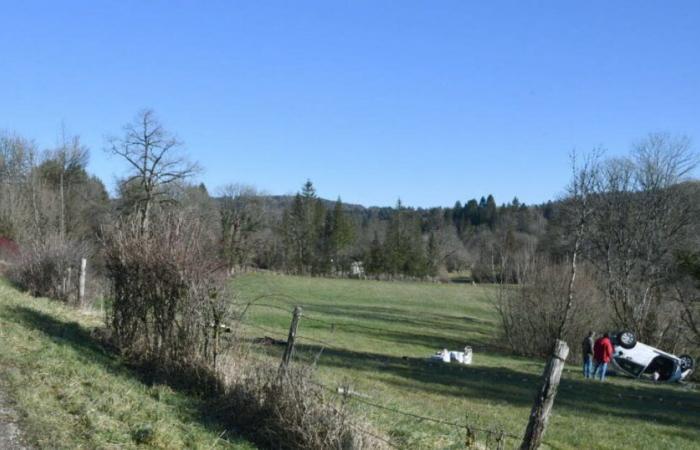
[44,128,89,240]
[495,151,602,355]
[0,133,35,239]
[586,133,698,344]
[556,150,600,339]
[219,183,267,273]
[106,109,199,233]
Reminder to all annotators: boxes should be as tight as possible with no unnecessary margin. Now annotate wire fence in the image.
[228,299,527,449]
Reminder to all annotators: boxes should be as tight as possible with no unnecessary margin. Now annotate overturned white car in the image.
[610,331,695,382]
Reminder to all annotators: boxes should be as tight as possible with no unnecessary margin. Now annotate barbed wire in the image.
[234,297,411,340]
[237,321,288,340]
[321,399,400,449]
[310,379,521,441]
[232,298,535,447]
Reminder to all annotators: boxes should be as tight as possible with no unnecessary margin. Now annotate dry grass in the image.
[213,356,390,450]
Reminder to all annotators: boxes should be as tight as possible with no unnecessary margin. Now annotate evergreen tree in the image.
[281,180,326,274]
[365,231,384,274]
[452,201,463,233]
[465,199,480,226]
[383,199,428,277]
[486,194,497,228]
[323,197,354,273]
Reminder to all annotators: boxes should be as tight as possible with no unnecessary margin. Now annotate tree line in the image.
[1,110,699,360]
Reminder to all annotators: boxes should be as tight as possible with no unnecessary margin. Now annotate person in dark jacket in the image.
[593,333,614,381]
[582,331,595,379]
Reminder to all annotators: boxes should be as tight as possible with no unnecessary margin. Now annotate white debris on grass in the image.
[430,346,473,365]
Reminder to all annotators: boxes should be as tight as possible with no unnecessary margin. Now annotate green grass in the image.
[0,280,256,450]
[234,273,700,449]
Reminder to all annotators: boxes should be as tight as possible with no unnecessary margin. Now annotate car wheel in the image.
[618,331,637,349]
[679,354,695,371]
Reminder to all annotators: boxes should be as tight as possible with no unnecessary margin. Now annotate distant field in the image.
[0,280,255,450]
[235,273,700,449]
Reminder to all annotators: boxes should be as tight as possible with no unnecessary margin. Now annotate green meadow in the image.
[235,273,700,450]
[1,273,698,449]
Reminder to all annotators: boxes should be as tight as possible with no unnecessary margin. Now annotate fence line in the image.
[231,299,540,448]
[233,298,407,339]
[312,380,521,441]
[237,302,415,350]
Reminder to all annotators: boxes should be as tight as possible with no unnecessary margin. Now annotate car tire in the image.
[618,331,637,349]
[679,354,695,372]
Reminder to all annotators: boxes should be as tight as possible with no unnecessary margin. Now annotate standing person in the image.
[582,331,595,379]
[593,333,614,381]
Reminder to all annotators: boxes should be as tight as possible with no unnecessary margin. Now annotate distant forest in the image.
[216,181,552,280]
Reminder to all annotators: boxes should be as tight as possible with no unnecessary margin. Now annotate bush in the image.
[496,258,609,359]
[103,212,234,370]
[103,213,388,449]
[9,234,89,304]
[215,360,388,450]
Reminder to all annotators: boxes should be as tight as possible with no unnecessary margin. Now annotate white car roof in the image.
[615,341,679,366]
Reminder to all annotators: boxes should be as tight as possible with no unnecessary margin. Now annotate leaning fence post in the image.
[79,257,87,306]
[279,306,302,376]
[520,339,569,450]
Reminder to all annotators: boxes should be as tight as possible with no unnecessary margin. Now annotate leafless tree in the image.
[556,150,600,340]
[0,133,35,240]
[219,183,267,273]
[52,129,89,240]
[106,109,199,234]
[585,133,698,345]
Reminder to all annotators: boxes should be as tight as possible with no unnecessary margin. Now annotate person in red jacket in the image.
[593,333,614,381]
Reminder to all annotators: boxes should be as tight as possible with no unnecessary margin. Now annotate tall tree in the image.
[219,184,265,273]
[583,134,698,344]
[106,109,199,234]
[323,197,354,273]
[281,180,326,274]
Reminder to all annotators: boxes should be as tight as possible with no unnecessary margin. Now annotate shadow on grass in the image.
[4,305,251,447]
[290,343,700,434]
[298,303,504,354]
[8,304,700,444]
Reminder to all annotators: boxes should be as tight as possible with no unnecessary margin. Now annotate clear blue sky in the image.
[1,1,698,207]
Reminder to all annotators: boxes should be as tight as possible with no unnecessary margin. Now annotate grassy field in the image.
[234,273,700,450]
[1,272,698,449]
[0,280,256,450]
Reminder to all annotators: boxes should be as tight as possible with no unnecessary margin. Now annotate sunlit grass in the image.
[234,273,700,449]
[0,280,255,450]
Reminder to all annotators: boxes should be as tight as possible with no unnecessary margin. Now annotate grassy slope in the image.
[0,280,256,450]
[235,273,700,449]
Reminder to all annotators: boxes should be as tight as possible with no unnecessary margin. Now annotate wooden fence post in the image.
[520,339,569,450]
[279,306,302,376]
[79,257,87,306]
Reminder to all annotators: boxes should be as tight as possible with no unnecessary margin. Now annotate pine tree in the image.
[282,180,326,274]
[365,231,384,275]
[452,201,463,234]
[485,194,497,229]
[325,197,354,273]
[465,199,480,226]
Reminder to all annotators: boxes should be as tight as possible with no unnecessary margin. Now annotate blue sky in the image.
[1,1,698,207]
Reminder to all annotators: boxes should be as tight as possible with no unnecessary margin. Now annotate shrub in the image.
[214,360,388,450]
[9,234,89,304]
[103,212,234,371]
[496,258,610,359]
